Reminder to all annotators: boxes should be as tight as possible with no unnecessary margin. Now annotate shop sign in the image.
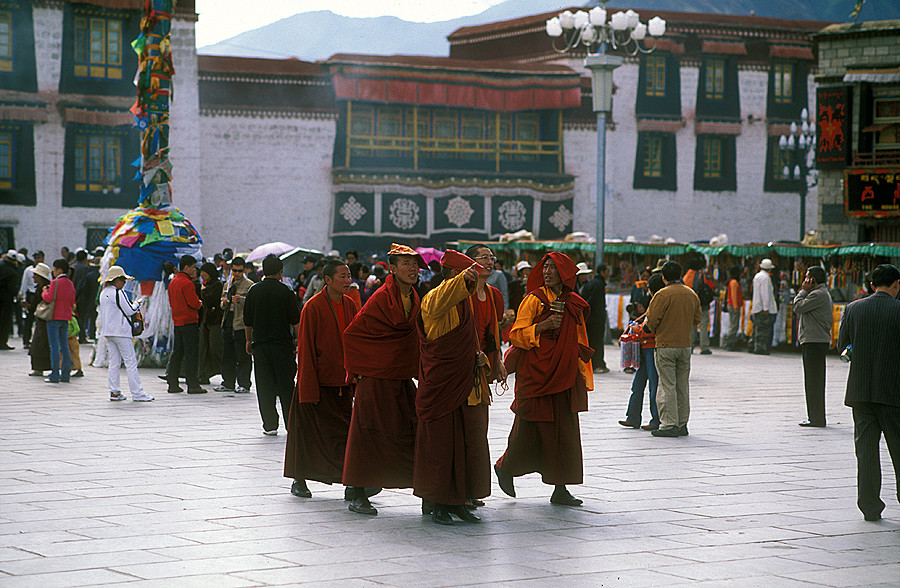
[844,167,900,217]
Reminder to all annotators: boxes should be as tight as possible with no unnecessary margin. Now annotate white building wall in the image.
[197,114,336,255]
[168,18,203,249]
[561,58,819,246]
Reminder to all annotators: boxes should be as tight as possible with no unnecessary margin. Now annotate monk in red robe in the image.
[284,259,360,499]
[414,249,498,525]
[495,251,594,506]
[342,244,424,516]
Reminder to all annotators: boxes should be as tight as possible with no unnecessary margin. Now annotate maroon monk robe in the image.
[413,298,491,505]
[497,287,591,485]
[342,273,421,489]
[284,289,359,484]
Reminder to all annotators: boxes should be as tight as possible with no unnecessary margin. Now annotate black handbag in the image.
[115,289,144,337]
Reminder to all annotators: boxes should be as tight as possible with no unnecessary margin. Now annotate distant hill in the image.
[198,0,900,61]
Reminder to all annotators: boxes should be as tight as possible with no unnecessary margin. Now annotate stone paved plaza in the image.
[0,342,898,587]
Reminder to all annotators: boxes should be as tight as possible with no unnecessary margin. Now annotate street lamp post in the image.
[546,3,666,267]
[779,108,818,241]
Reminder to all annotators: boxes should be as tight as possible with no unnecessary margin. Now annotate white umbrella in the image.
[245,241,296,262]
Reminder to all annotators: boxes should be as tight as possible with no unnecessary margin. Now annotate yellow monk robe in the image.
[413,271,491,505]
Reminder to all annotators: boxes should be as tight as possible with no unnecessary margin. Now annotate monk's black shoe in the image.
[431,505,454,525]
[290,479,312,498]
[344,487,382,501]
[451,505,481,523]
[550,486,583,507]
[348,495,377,515]
[494,464,516,497]
[422,499,433,515]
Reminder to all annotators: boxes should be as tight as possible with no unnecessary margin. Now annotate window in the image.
[633,132,676,191]
[645,55,666,97]
[86,228,108,251]
[72,130,122,193]
[343,103,560,172]
[0,11,12,73]
[873,97,900,151]
[773,62,793,104]
[694,135,735,191]
[0,122,35,205]
[702,137,722,178]
[764,136,801,192]
[643,135,663,178]
[73,16,123,80]
[0,226,14,251]
[0,131,12,190]
[705,58,725,100]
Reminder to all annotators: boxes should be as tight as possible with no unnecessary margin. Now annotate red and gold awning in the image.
[328,55,582,112]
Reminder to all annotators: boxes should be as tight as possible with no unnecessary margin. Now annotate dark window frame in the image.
[0,122,35,206]
[62,123,140,209]
[766,60,809,121]
[59,4,140,96]
[694,134,736,191]
[696,56,740,120]
[633,131,677,191]
[636,52,681,118]
[763,135,803,193]
[0,1,37,92]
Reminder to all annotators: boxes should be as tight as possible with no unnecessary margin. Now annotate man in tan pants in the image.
[645,261,701,438]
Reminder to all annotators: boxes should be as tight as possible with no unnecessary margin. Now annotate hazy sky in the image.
[194,0,507,47]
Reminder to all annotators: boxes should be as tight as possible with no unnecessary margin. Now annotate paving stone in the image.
[0,343,897,585]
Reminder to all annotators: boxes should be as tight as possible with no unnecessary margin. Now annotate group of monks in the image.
[283,243,594,525]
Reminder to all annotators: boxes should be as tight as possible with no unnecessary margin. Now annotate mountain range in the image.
[198,0,900,62]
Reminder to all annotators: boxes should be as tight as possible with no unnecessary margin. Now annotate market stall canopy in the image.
[459,240,900,258]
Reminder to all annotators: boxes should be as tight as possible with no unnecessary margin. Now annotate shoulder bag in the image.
[115,289,144,337]
[34,280,57,321]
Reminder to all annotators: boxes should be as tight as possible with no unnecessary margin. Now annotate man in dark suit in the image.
[836,263,900,522]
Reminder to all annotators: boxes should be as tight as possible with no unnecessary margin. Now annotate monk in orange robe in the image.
[495,251,594,506]
[284,259,360,499]
[414,249,499,525]
[342,244,425,516]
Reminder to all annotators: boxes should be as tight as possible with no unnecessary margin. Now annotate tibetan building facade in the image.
[0,0,199,255]
[813,20,900,244]
[4,3,839,255]
[449,9,829,245]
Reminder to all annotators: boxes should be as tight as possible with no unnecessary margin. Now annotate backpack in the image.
[694,273,715,307]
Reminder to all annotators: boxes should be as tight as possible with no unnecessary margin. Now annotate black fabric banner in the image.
[816,87,852,169]
[333,191,375,234]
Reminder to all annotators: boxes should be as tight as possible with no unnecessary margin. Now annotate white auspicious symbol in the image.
[497,199,527,231]
[339,196,367,226]
[389,197,420,230]
[549,204,573,232]
[444,196,474,228]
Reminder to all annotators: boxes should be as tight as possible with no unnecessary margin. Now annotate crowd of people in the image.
[1,244,897,524]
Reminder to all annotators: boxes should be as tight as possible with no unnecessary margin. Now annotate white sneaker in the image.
[133,395,154,402]
[214,385,234,392]
[110,391,127,401]
[235,386,250,393]
[263,429,278,436]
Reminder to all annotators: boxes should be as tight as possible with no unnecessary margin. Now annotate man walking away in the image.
[793,266,834,427]
[836,263,900,521]
[645,261,701,438]
[167,255,204,394]
[751,258,777,355]
[243,254,300,436]
[580,263,610,373]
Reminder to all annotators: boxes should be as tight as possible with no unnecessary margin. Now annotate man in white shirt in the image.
[18,251,43,347]
[751,258,777,355]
